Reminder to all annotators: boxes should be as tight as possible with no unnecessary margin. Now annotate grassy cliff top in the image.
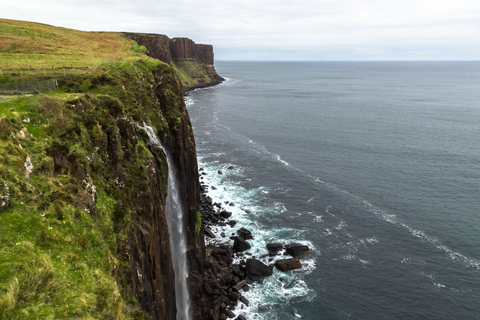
[0,19,193,320]
[0,19,147,70]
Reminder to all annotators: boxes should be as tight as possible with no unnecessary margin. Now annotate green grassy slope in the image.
[0,19,189,320]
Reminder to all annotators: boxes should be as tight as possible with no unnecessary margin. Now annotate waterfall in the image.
[141,125,192,320]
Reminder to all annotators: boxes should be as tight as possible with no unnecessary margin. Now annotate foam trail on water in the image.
[141,124,192,320]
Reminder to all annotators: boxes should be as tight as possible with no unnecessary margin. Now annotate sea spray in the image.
[141,125,192,320]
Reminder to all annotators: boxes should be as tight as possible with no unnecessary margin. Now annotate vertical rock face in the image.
[123,33,172,64]
[123,32,224,91]
[153,69,209,319]
[169,38,214,65]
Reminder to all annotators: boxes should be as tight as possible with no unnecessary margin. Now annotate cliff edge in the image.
[123,33,224,92]
[0,19,210,320]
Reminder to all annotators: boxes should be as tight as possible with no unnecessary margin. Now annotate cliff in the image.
[123,33,224,92]
[0,19,212,320]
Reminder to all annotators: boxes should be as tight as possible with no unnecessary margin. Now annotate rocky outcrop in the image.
[123,32,224,92]
[275,258,302,272]
[0,180,9,212]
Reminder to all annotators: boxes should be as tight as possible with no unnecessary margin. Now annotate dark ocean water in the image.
[186,61,480,320]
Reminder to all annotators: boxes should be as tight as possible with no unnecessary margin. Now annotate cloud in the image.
[2,0,479,60]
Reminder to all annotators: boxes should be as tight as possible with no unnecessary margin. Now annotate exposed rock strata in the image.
[123,32,224,92]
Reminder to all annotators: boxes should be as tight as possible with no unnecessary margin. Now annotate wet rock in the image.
[266,243,283,256]
[233,236,251,252]
[285,243,310,259]
[237,227,253,240]
[242,284,249,292]
[220,211,232,219]
[236,316,247,320]
[275,258,302,272]
[227,166,235,170]
[205,227,216,238]
[239,296,249,306]
[234,280,246,291]
[218,170,223,174]
[0,181,10,212]
[226,309,235,318]
[228,220,237,227]
[245,259,273,281]
[229,203,235,206]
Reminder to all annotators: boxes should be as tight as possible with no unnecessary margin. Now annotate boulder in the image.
[237,227,253,240]
[274,258,302,272]
[234,280,246,291]
[226,309,235,319]
[220,211,232,219]
[266,243,283,256]
[285,243,310,259]
[233,236,251,252]
[239,296,249,306]
[205,227,216,238]
[245,259,273,281]
[227,166,235,170]
[236,316,247,320]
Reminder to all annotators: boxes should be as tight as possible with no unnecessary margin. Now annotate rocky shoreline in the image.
[198,170,310,320]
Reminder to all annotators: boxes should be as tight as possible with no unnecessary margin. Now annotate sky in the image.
[2,0,479,60]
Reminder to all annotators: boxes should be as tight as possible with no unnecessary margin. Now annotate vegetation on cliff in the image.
[0,19,205,320]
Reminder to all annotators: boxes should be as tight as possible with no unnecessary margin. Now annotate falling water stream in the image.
[142,125,192,320]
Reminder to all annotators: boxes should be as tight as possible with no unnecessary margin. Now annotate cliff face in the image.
[124,33,224,92]
[0,59,205,320]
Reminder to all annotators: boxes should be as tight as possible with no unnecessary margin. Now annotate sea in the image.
[185,61,480,320]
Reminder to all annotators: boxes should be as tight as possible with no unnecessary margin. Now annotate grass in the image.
[0,19,147,82]
[0,53,174,319]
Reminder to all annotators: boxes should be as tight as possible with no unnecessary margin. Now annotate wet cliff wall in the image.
[123,33,224,92]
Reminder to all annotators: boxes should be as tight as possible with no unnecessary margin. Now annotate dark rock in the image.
[242,284,249,292]
[237,227,253,240]
[237,316,247,320]
[227,166,235,170]
[220,313,227,320]
[266,243,283,256]
[211,186,217,190]
[239,296,249,306]
[205,227,216,238]
[221,232,226,237]
[228,220,237,227]
[226,309,235,318]
[275,258,302,272]
[244,210,250,214]
[229,292,240,300]
[285,243,310,259]
[233,236,251,252]
[245,259,273,280]
[220,211,232,219]
[218,170,223,174]
[234,280,246,291]
[229,203,235,206]
[205,282,213,295]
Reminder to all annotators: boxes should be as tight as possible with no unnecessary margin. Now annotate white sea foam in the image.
[197,156,317,319]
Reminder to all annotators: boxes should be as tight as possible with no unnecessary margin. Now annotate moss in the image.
[195,211,202,234]
[0,32,190,319]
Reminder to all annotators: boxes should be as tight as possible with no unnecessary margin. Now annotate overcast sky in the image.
[2,0,479,60]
